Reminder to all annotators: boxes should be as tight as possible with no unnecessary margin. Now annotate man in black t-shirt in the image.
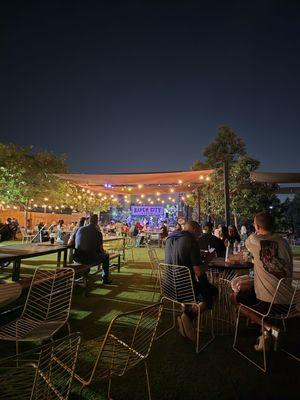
[164,220,217,340]
[197,222,226,257]
[74,214,112,284]
[166,221,216,301]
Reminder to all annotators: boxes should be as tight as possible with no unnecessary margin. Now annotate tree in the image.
[0,143,114,220]
[188,127,277,224]
[203,126,246,167]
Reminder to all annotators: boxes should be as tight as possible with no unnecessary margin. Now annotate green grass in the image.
[0,242,300,399]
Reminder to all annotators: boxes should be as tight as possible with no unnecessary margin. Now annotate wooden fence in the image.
[0,210,86,227]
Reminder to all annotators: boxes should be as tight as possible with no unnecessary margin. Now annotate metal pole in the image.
[224,160,230,225]
[197,187,201,224]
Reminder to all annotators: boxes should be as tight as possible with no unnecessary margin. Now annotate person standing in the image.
[74,214,112,284]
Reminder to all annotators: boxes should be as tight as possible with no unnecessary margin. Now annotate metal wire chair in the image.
[147,247,160,300]
[0,267,75,354]
[156,263,215,353]
[0,333,81,399]
[74,302,163,400]
[233,277,300,372]
[124,237,135,262]
[207,268,237,335]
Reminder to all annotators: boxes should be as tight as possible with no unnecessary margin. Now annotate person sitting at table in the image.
[74,214,112,284]
[230,212,293,351]
[68,217,86,246]
[164,220,217,341]
[198,222,226,257]
[159,221,168,247]
[107,221,116,236]
[219,225,229,247]
[56,219,65,242]
[228,224,241,245]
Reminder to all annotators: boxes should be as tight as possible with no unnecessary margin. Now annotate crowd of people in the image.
[164,213,294,350]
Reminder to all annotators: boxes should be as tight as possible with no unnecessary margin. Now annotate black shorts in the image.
[236,287,271,314]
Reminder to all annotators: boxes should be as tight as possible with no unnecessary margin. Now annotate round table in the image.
[207,258,253,335]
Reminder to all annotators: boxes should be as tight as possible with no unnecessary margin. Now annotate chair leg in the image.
[144,360,152,400]
[155,299,176,340]
[233,307,267,372]
[107,378,113,400]
[196,308,215,353]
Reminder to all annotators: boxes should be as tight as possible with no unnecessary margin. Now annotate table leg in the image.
[122,238,125,261]
[12,259,21,281]
[57,251,61,268]
[63,249,68,267]
[68,247,74,264]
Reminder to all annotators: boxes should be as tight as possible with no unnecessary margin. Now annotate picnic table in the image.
[0,243,69,281]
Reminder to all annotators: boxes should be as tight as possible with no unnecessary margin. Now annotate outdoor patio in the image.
[1,244,299,400]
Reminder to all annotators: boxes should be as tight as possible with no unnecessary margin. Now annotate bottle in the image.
[233,240,238,255]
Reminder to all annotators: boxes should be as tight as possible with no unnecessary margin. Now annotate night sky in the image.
[1,0,300,173]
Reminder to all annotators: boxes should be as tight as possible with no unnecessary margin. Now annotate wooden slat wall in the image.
[0,210,86,227]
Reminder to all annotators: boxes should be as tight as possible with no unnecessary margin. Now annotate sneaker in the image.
[254,330,273,352]
[177,313,196,342]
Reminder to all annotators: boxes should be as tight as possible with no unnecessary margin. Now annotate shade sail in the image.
[54,170,213,195]
[250,172,300,184]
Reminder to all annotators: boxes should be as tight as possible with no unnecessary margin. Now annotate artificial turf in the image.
[0,242,300,399]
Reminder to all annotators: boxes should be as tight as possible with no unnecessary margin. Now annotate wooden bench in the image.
[67,251,121,296]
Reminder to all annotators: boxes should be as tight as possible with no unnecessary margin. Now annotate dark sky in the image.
[1,0,300,173]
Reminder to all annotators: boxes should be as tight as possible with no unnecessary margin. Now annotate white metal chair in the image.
[233,277,300,372]
[0,267,75,354]
[0,333,81,399]
[157,263,215,353]
[20,227,35,243]
[124,236,135,262]
[147,247,160,300]
[74,302,163,400]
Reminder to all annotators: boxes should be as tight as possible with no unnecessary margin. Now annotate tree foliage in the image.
[203,126,246,167]
[189,127,277,223]
[0,143,113,213]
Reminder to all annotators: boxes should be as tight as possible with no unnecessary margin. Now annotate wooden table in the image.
[103,236,126,260]
[0,243,69,281]
[68,236,126,263]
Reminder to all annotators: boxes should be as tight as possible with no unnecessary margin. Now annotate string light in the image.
[199,175,204,180]
[206,176,210,181]
[170,188,174,193]
[178,180,183,184]
[138,184,143,189]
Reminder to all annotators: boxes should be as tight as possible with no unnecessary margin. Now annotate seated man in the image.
[165,220,217,340]
[197,222,226,257]
[73,214,112,284]
[231,212,293,351]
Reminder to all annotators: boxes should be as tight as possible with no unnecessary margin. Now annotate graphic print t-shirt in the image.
[245,233,293,303]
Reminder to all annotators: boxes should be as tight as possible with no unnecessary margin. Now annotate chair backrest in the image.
[88,302,163,382]
[0,333,81,400]
[268,278,300,319]
[22,267,75,323]
[125,236,135,249]
[159,263,196,303]
[147,248,158,270]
